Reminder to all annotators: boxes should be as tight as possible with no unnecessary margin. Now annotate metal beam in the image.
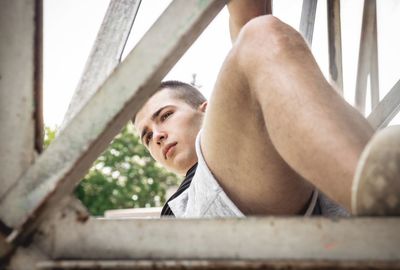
[45,217,400,261]
[0,1,41,203]
[34,0,44,154]
[327,0,343,94]
[355,0,379,115]
[0,0,226,232]
[13,197,400,268]
[35,259,400,270]
[368,79,400,130]
[370,11,380,110]
[55,0,141,253]
[7,243,48,270]
[299,0,318,45]
[61,0,141,128]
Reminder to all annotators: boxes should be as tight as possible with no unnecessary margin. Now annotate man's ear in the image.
[198,101,208,113]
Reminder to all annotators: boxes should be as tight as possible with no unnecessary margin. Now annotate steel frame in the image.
[1,0,400,269]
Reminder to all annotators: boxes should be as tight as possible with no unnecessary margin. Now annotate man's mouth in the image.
[163,142,177,160]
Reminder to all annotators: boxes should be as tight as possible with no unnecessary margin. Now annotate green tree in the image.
[44,125,180,216]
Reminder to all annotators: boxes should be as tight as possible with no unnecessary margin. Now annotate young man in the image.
[134,1,399,217]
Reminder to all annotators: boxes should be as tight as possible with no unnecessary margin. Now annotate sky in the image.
[43,0,400,128]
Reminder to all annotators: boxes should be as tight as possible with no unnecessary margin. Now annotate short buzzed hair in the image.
[158,80,206,109]
[133,80,206,125]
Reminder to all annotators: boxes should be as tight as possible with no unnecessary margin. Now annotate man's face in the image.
[135,89,206,175]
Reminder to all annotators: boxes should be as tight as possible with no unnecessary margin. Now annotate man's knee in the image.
[233,15,307,70]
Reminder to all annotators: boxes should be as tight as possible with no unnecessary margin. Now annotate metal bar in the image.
[34,0,44,153]
[299,0,318,45]
[368,79,400,130]
[0,233,13,259]
[370,7,380,110]
[48,217,400,261]
[0,0,38,200]
[327,0,343,94]
[7,242,49,270]
[0,0,226,230]
[36,259,400,270]
[266,0,273,15]
[61,0,141,128]
[355,0,377,115]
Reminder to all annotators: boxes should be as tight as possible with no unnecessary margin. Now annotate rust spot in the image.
[75,210,89,223]
[324,242,336,250]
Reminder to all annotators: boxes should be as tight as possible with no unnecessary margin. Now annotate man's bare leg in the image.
[201,16,374,214]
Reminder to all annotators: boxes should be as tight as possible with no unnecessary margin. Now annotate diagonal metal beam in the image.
[0,0,226,232]
[61,0,141,128]
[42,216,400,262]
[368,79,400,130]
[56,1,142,246]
[327,0,343,94]
[355,0,379,115]
[299,0,318,45]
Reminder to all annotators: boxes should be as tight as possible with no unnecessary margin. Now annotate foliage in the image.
[44,125,180,216]
[44,126,57,148]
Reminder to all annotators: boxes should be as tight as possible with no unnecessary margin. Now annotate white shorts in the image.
[168,131,347,217]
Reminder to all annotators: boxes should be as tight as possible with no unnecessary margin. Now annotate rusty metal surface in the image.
[36,259,400,270]
[0,232,13,259]
[34,0,44,154]
[44,216,400,261]
[0,0,36,205]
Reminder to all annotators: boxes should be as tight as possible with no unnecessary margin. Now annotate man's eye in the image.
[145,132,153,145]
[160,111,173,121]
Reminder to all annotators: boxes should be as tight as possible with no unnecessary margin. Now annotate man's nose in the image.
[154,130,167,145]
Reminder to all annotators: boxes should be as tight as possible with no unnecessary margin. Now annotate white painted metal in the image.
[48,217,400,261]
[299,0,318,45]
[368,80,400,129]
[0,0,226,230]
[355,0,379,115]
[61,0,141,128]
[51,0,142,231]
[104,207,162,218]
[370,14,380,110]
[327,0,343,94]
[8,244,48,270]
[2,2,400,269]
[0,1,37,201]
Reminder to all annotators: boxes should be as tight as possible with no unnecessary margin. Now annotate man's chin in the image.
[166,158,189,175]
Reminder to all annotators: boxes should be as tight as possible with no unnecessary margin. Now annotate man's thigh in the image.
[200,51,313,216]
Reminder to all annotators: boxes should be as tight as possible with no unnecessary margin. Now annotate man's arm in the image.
[227,0,272,42]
